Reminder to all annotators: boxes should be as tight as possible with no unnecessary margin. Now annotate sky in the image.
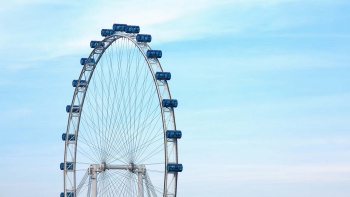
[0,0,350,196]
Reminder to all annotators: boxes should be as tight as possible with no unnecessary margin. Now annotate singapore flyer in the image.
[61,23,183,197]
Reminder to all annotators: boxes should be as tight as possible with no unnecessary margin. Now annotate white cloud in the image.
[61,0,334,44]
[3,63,37,72]
[7,108,32,119]
[1,0,346,70]
[205,164,350,182]
[0,0,63,12]
[180,139,350,182]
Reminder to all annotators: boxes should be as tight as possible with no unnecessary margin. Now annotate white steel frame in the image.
[63,32,179,197]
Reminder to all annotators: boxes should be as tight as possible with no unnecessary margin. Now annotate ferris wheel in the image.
[61,23,183,197]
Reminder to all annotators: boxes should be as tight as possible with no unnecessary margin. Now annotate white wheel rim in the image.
[63,33,179,197]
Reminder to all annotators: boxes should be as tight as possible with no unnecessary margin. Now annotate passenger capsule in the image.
[60,192,74,197]
[167,164,183,172]
[101,29,115,37]
[60,162,74,170]
[136,34,152,43]
[90,41,105,48]
[72,80,87,87]
[124,25,140,33]
[146,50,162,58]
[162,99,178,108]
[166,130,182,139]
[62,133,76,141]
[155,72,171,80]
[113,24,127,32]
[80,58,95,65]
[66,105,80,113]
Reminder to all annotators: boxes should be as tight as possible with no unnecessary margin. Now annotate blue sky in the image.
[0,0,350,196]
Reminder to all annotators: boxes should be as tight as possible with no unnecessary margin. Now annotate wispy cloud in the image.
[1,0,347,72]
[6,107,32,119]
[182,163,350,182]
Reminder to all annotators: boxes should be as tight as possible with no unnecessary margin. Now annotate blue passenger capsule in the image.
[101,29,115,37]
[166,130,182,139]
[167,164,183,172]
[147,50,162,58]
[124,25,140,33]
[155,72,171,80]
[62,133,76,141]
[60,192,75,197]
[90,41,105,48]
[80,58,95,65]
[136,34,152,43]
[113,24,127,32]
[60,162,74,170]
[66,105,80,113]
[162,99,178,108]
[72,80,87,87]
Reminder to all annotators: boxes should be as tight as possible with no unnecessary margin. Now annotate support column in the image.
[138,170,143,197]
[137,165,146,197]
[90,164,98,197]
